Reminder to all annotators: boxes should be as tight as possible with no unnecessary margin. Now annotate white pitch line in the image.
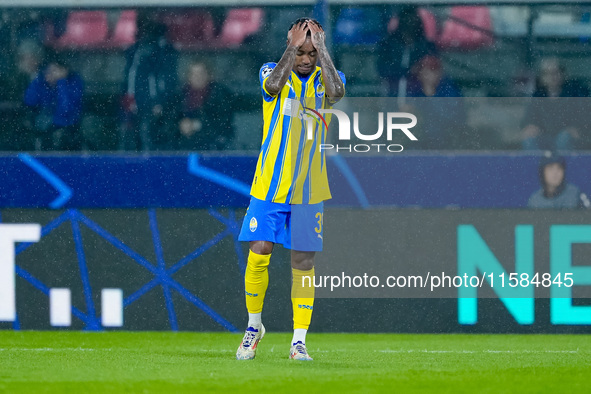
[377,349,579,354]
[0,348,111,352]
[0,348,580,355]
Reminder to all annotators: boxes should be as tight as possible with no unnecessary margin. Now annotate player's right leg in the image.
[236,197,288,360]
[236,241,272,360]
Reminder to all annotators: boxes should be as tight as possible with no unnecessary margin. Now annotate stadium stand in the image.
[333,7,383,45]
[110,10,137,49]
[47,10,109,49]
[2,4,591,152]
[437,6,494,50]
[218,8,264,47]
[387,7,438,42]
[160,10,215,50]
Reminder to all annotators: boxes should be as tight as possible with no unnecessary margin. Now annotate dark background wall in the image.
[2,153,591,209]
[1,208,590,333]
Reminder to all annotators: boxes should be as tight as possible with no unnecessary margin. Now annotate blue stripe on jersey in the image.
[293,80,309,203]
[301,122,319,204]
[266,113,293,201]
[301,78,318,205]
[320,116,326,173]
[262,83,274,102]
[259,98,281,174]
[299,75,308,105]
[265,85,296,201]
[314,92,325,172]
[301,134,311,204]
[286,125,307,203]
[302,74,320,204]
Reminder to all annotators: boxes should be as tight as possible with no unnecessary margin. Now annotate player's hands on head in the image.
[308,21,325,49]
[287,21,309,49]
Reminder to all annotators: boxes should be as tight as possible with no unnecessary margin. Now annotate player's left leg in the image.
[283,201,323,360]
[290,250,315,361]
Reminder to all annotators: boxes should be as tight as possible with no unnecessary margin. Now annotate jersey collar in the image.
[292,66,320,83]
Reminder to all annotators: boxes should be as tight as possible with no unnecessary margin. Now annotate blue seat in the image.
[333,8,382,45]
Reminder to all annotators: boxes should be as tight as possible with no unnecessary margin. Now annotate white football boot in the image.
[289,341,313,361]
[236,325,265,360]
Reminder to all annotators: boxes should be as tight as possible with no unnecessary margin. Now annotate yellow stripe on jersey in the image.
[250,62,345,205]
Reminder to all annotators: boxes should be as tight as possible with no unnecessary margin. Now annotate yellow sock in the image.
[291,268,315,330]
[244,250,271,314]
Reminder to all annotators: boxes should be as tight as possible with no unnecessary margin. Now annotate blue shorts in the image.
[238,197,324,252]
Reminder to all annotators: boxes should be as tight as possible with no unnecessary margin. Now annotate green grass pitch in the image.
[0,331,589,393]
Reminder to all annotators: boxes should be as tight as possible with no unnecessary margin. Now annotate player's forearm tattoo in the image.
[265,46,298,96]
[317,44,345,101]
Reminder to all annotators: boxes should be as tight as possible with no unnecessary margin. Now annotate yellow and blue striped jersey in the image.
[250,62,346,205]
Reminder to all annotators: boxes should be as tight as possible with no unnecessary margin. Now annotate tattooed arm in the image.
[309,22,345,102]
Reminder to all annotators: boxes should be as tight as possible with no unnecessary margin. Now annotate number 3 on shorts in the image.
[314,212,323,234]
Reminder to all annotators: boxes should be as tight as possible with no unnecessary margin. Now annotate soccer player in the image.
[236,18,345,361]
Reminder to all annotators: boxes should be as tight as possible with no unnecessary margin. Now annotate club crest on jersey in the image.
[261,66,273,79]
[316,84,325,97]
[249,217,258,232]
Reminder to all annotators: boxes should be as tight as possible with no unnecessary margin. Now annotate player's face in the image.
[294,37,317,77]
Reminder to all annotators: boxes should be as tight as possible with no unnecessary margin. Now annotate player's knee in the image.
[250,241,273,255]
[291,252,315,271]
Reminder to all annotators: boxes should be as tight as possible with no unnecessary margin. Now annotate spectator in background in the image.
[24,54,84,151]
[172,60,235,151]
[376,5,437,97]
[407,55,461,98]
[16,40,44,92]
[0,40,44,151]
[522,58,589,151]
[405,55,466,149]
[120,16,178,151]
[528,153,590,209]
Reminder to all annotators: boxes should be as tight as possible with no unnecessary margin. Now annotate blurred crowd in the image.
[0,11,239,152]
[0,5,590,152]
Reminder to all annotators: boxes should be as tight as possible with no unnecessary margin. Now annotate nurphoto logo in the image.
[303,108,418,153]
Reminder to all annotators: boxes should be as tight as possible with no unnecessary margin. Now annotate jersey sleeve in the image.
[337,70,346,86]
[259,62,277,102]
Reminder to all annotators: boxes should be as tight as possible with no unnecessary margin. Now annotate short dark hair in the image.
[540,152,566,171]
[289,18,323,33]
